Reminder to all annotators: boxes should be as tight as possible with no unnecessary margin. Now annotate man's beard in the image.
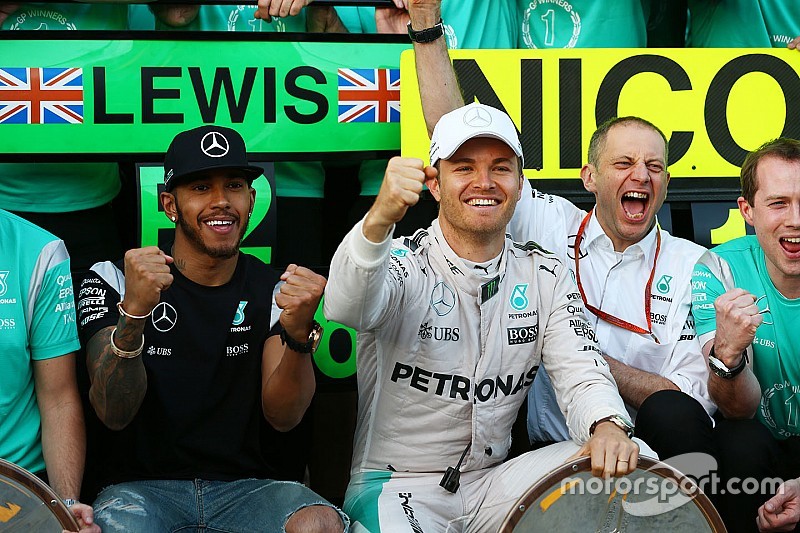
[438,193,516,241]
[175,207,249,259]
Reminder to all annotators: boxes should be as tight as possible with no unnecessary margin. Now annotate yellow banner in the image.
[401,48,800,179]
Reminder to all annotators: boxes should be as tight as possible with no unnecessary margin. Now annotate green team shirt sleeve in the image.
[691,262,725,340]
[29,246,79,360]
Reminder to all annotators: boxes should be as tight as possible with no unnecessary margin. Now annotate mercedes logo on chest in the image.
[151,302,178,332]
[430,281,456,316]
[463,107,492,128]
[201,131,230,158]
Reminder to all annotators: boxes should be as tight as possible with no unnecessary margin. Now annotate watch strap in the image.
[708,345,748,379]
[590,414,634,439]
[280,320,321,354]
[407,18,444,43]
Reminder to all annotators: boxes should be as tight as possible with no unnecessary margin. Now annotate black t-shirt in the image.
[77,248,283,483]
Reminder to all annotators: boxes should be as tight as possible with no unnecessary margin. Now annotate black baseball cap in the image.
[163,125,264,192]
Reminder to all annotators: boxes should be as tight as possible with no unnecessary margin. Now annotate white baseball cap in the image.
[429,103,524,167]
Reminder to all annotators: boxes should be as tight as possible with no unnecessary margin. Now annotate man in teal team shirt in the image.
[0,4,130,272]
[692,138,800,533]
[0,209,99,532]
[687,0,800,49]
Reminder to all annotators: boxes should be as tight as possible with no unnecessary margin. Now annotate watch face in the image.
[309,323,323,354]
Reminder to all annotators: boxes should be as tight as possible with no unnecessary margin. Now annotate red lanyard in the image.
[573,210,661,344]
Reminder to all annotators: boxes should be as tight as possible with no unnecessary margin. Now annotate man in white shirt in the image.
[407,0,716,462]
[510,118,714,458]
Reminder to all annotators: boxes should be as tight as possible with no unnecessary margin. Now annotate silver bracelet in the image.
[116,300,151,320]
[110,327,144,359]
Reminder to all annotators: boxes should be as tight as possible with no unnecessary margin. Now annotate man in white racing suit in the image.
[324,103,642,532]
[406,0,715,464]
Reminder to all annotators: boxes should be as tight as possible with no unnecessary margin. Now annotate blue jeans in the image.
[93,478,349,532]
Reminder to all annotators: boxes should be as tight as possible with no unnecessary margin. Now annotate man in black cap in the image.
[76,125,348,532]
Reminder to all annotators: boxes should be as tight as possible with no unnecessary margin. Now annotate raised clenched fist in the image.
[362,157,437,242]
[121,247,174,317]
[712,288,763,367]
[275,264,326,342]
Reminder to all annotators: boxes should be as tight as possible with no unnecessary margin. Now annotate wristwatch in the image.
[280,321,323,355]
[407,18,444,43]
[708,345,748,379]
[63,498,78,508]
[590,414,635,439]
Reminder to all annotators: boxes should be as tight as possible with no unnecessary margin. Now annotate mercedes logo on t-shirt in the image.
[151,302,178,332]
[201,131,230,158]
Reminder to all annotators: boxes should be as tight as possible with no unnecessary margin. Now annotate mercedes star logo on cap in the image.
[201,131,230,158]
[151,302,178,332]
[463,106,492,128]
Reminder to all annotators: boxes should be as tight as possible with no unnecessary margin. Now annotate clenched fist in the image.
[362,157,437,242]
[275,264,326,342]
[121,247,174,317]
[713,288,763,367]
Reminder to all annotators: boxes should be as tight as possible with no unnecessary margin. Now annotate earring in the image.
[171,216,176,222]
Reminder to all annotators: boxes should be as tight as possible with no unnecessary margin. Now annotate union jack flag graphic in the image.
[0,67,84,124]
[338,68,400,123]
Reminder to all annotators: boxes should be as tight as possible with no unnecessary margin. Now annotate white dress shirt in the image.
[510,180,714,441]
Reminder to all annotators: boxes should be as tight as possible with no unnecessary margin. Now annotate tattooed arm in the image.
[86,320,149,430]
[86,247,173,430]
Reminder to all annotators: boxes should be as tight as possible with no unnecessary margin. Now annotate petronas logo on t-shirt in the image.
[656,275,673,294]
[0,271,8,297]
[233,301,247,326]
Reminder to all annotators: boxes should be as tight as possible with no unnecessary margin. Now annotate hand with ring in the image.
[569,422,639,478]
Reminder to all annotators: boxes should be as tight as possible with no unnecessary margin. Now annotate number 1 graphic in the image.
[541,9,555,47]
